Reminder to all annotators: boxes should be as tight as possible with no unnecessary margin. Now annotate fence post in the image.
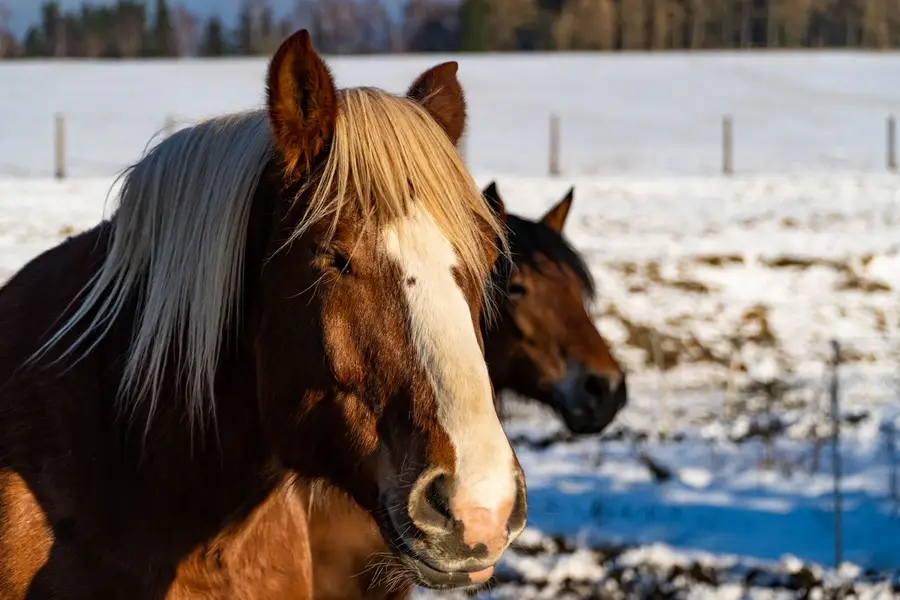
[723,337,742,421]
[888,115,896,172]
[650,332,668,441]
[829,339,843,568]
[549,114,560,177]
[165,114,176,138]
[722,115,733,175]
[885,421,898,516]
[54,113,66,180]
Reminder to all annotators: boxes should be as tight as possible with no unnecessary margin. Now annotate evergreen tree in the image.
[148,0,176,56]
[233,3,255,55]
[458,0,488,51]
[40,1,62,56]
[23,26,45,56]
[201,16,227,56]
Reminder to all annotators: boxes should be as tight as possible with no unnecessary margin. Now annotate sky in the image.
[4,1,298,36]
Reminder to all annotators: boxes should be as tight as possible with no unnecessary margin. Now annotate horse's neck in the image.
[481,314,514,397]
[0,222,295,595]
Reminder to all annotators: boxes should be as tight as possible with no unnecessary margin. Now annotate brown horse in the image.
[0,31,527,599]
[307,182,628,600]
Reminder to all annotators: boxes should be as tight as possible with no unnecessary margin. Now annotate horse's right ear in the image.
[482,181,507,223]
[266,30,338,177]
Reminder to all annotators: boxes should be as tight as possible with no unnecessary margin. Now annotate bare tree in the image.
[688,0,711,48]
[293,0,316,30]
[650,0,686,49]
[239,0,270,54]
[487,0,538,49]
[776,0,815,46]
[313,0,364,53]
[404,0,459,51]
[0,2,9,57]
[113,4,145,58]
[174,5,201,56]
[358,0,391,52]
[553,0,617,50]
[860,0,890,47]
[621,0,649,49]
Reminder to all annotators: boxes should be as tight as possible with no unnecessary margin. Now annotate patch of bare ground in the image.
[835,272,892,293]
[690,254,744,267]
[759,254,852,273]
[608,259,715,294]
[736,304,778,345]
[643,261,715,294]
[757,254,891,293]
[599,304,732,372]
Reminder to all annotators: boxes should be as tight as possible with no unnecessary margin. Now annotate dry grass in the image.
[692,254,745,267]
[835,273,892,293]
[759,254,852,274]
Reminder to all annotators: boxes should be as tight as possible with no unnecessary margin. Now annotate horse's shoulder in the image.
[0,469,53,600]
[167,478,312,600]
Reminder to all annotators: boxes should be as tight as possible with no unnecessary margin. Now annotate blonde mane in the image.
[33,87,507,433]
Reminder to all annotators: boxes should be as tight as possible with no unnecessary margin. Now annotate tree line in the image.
[1,0,899,59]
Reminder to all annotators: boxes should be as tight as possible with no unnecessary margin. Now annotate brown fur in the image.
[307,184,628,600]
[0,471,53,600]
[266,30,337,175]
[405,61,467,145]
[0,31,519,599]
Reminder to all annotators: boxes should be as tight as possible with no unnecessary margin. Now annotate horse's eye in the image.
[507,282,526,300]
[332,252,351,274]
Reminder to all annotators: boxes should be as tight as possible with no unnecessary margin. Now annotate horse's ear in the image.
[482,181,507,223]
[540,186,574,233]
[266,29,338,177]
[406,61,466,146]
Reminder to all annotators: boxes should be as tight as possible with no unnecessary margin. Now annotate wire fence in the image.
[1,110,899,179]
[581,332,900,570]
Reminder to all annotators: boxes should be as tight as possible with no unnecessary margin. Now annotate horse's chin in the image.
[375,508,497,592]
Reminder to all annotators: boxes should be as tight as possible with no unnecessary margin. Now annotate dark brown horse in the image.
[0,31,527,599]
[307,182,628,600]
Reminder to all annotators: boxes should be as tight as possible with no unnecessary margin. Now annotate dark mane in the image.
[504,214,596,300]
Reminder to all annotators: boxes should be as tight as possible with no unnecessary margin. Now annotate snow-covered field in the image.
[2,52,899,177]
[2,53,900,598]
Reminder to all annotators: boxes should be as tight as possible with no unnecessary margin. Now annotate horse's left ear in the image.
[482,181,507,223]
[540,186,574,233]
[266,29,338,177]
[406,61,466,146]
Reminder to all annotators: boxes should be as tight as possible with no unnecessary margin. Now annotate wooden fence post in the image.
[549,114,560,176]
[722,115,733,175]
[888,115,896,172]
[829,339,843,568]
[54,113,66,180]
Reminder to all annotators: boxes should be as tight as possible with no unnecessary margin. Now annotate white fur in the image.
[383,206,516,514]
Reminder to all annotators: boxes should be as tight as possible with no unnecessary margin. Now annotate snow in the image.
[1,54,899,598]
[2,52,900,178]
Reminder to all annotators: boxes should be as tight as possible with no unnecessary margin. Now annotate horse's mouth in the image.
[379,512,496,591]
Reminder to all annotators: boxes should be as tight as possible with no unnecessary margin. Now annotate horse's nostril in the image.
[426,474,452,521]
[582,373,610,399]
[409,471,453,534]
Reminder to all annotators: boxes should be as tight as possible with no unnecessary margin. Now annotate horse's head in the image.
[253,32,526,589]
[483,182,627,435]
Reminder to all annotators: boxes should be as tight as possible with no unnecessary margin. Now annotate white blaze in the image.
[383,206,516,512]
